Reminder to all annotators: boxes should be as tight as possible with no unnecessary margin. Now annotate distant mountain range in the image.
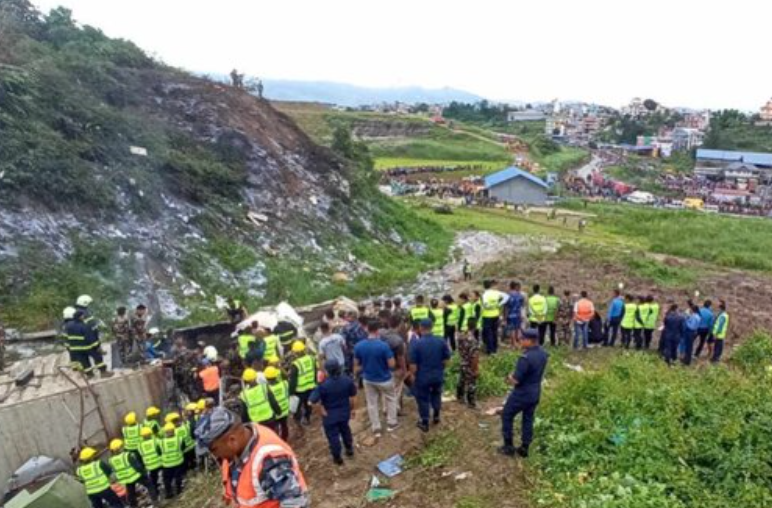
[258,79,484,106]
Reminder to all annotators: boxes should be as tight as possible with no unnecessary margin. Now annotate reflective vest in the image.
[633,304,645,329]
[460,302,475,332]
[77,461,111,495]
[263,335,280,360]
[221,424,307,508]
[139,438,162,471]
[621,303,637,329]
[410,306,430,322]
[293,355,316,393]
[644,303,659,330]
[474,301,482,330]
[545,296,560,323]
[238,334,255,359]
[713,312,729,340]
[431,308,445,337]
[177,422,196,453]
[574,299,594,322]
[528,294,547,323]
[446,304,460,327]
[143,419,161,437]
[160,434,184,468]
[482,291,502,318]
[277,329,297,349]
[122,424,141,451]
[200,365,221,393]
[269,380,290,419]
[109,452,141,485]
[241,383,274,423]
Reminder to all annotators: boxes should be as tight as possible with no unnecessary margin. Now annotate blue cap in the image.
[419,318,433,328]
[523,328,539,340]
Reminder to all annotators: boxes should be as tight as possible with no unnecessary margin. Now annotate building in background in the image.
[484,166,549,205]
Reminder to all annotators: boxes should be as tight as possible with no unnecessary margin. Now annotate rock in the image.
[408,242,428,256]
[332,272,350,284]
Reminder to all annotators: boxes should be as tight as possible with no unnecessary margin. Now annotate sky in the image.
[33,0,772,111]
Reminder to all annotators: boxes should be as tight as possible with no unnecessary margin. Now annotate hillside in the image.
[0,1,451,330]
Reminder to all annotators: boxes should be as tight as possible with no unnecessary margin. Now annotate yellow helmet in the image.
[145,406,161,418]
[79,447,97,461]
[242,368,258,383]
[264,366,281,380]
[109,439,124,452]
[185,402,197,412]
[163,422,176,433]
[140,427,153,438]
[291,341,306,354]
[124,412,137,425]
[196,399,206,411]
[265,355,280,365]
[164,412,180,423]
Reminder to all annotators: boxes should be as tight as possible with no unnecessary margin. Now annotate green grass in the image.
[374,157,507,172]
[405,431,461,469]
[534,146,590,175]
[369,129,511,163]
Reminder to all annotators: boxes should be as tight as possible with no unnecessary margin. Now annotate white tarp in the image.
[234,302,305,337]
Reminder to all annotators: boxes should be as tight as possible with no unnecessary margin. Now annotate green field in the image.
[535,146,590,175]
[368,128,511,163]
[374,158,508,172]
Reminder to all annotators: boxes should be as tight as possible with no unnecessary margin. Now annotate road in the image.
[575,153,601,180]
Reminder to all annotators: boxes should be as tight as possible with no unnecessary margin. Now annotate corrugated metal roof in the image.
[697,149,772,166]
[485,166,549,189]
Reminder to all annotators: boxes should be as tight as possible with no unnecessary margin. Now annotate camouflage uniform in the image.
[111,315,132,363]
[456,333,479,407]
[557,297,573,344]
[130,312,148,343]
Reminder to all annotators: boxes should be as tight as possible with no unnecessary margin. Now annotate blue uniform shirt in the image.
[309,374,357,424]
[354,338,394,383]
[698,307,714,331]
[408,334,451,385]
[685,312,701,332]
[511,345,549,401]
[608,297,624,319]
[507,292,525,321]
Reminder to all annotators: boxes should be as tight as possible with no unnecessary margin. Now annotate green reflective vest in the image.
[109,452,141,485]
[545,296,560,323]
[474,301,482,330]
[482,291,502,318]
[122,424,141,451]
[460,302,475,332]
[644,303,659,330]
[77,461,111,495]
[293,355,316,393]
[138,438,162,471]
[278,329,296,348]
[713,312,729,340]
[269,380,290,419]
[241,383,274,423]
[176,422,195,453]
[446,304,460,327]
[238,334,255,359]
[637,303,650,329]
[431,308,445,336]
[143,419,161,437]
[410,306,430,322]
[621,303,637,329]
[160,434,184,468]
[263,334,280,360]
[528,295,547,323]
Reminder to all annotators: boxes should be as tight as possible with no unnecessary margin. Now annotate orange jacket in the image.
[199,366,221,393]
[574,298,595,323]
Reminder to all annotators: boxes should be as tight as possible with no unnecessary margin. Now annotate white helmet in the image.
[203,345,218,361]
[76,295,93,307]
[148,327,160,336]
[62,306,76,320]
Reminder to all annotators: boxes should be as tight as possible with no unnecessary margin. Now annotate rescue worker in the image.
[545,286,560,347]
[274,320,299,354]
[429,298,445,342]
[75,294,98,329]
[442,294,460,352]
[458,293,474,339]
[643,295,660,349]
[711,300,729,363]
[605,289,625,347]
[310,359,357,465]
[198,358,221,404]
[130,304,148,345]
[499,328,549,458]
[694,300,715,358]
[122,412,142,453]
[471,290,483,342]
[240,368,282,428]
[573,291,595,350]
[527,285,547,345]
[137,427,162,496]
[266,366,290,441]
[620,294,637,349]
[556,291,573,345]
[108,438,158,507]
[661,304,684,365]
[289,341,317,426]
[634,296,647,349]
[456,318,480,408]
[111,306,132,365]
[76,447,123,508]
[682,303,701,365]
[160,422,184,498]
[225,297,248,324]
[481,280,510,355]
[61,306,77,365]
[181,403,198,472]
[197,407,309,507]
[143,406,162,436]
[506,282,525,347]
[237,326,257,360]
[409,295,430,324]
[262,328,282,364]
[65,310,110,377]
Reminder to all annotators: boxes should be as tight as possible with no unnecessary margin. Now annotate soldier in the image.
[456,318,480,408]
[130,304,148,345]
[111,306,132,364]
[556,290,573,345]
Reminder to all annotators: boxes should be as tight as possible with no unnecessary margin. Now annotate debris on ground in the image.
[564,363,585,372]
[484,406,503,416]
[365,488,395,502]
[376,455,404,478]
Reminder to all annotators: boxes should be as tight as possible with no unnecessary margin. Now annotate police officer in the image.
[499,328,549,458]
[310,359,357,465]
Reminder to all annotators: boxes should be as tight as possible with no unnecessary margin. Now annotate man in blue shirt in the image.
[409,319,452,432]
[681,303,701,366]
[506,282,525,346]
[310,359,357,465]
[499,328,549,458]
[342,312,368,375]
[354,321,398,436]
[661,303,684,365]
[693,300,714,359]
[605,289,625,347]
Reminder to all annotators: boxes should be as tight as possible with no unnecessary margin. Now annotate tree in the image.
[643,99,658,111]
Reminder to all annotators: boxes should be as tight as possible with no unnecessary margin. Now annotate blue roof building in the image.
[484,166,549,205]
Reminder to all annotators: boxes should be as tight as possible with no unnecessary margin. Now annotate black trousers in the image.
[274,416,290,441]
[323,419,353,460]
[529,322,548,345]
[502,392,538,450]
[294,391,312,423]
[147,468,161,494]
[643,329,654,349]
[481,317,499,354]
[663,337,679,365]
[163,465,183,498]
[88,490,123,508]
[545,322,557,346]
[633,329,643,350]
[694,329,711,357]
[605,317,621,346]
[621,327,633,348]
[126,475,158,507]
[444,325,457,352]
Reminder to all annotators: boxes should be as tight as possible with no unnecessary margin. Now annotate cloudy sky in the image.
[33,0,772,111]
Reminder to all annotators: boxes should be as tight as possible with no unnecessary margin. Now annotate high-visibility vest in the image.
[528,294,547,323]
[644,303,659,330]
[633,304,645,329]
[238,334,255,359]
[293,355,316,394]
[77,461,111,495]
[122,424,141,451]
[431,308,445,336]
[713,312,729,340]
[410,306,430,322]
[160,434,184,468]
[109,452,141,485]
[177,421,196,453]
[545,296,560,323]
[269,380,290,419]
[446,304,460,327]
[241,383,274,423]
[263,335,280,360]
[574,299,594,322]
[200,366,221,393]
[474,301,482,330]
[139,438,162,471]
[143,419,161,437]
[221,424,307,507]
[460,302,474,332]
[482,291,502,318]
[621,303,637,329]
